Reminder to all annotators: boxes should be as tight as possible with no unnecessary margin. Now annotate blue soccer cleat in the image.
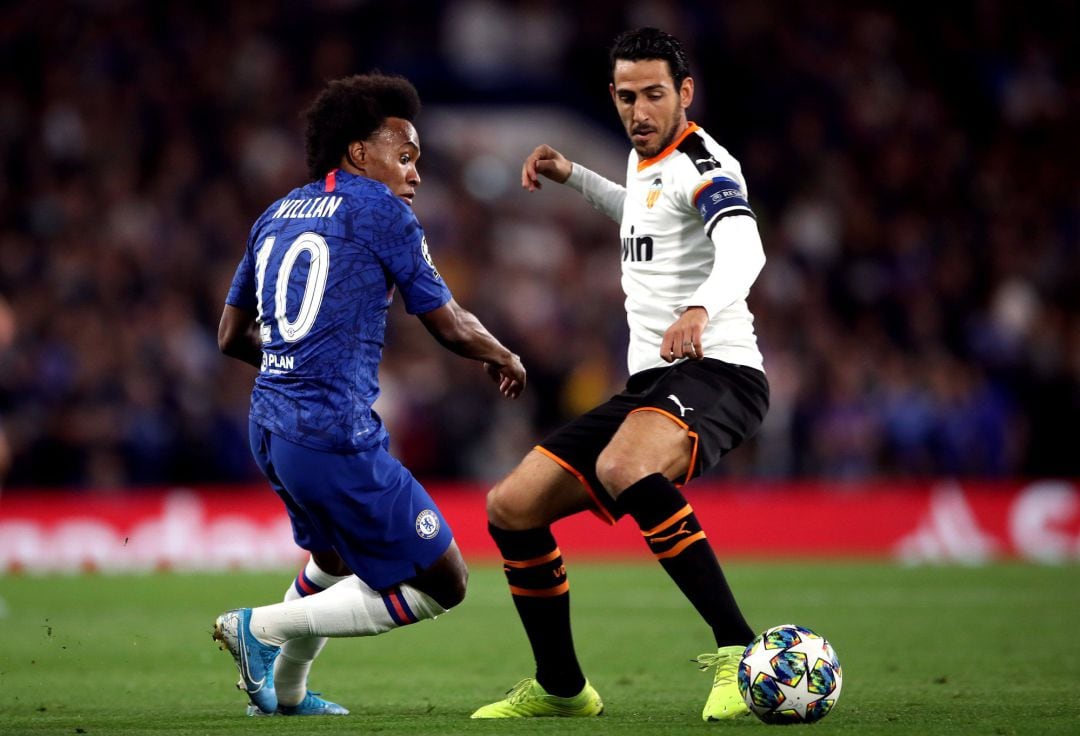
[213,608,280,715]
[246,690,350,716]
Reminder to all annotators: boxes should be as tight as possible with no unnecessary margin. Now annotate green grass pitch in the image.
[1,561,1077,735]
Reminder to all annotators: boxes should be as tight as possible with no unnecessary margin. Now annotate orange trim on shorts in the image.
[503,548,562,568]
[653,531,707,559]
[509,580,570,598]
[533,445,617,526]
[626,407,700,487]
[637,122,700,171]
[640,504,693,537]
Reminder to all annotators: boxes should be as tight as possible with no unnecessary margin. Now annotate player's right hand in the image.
[522,144,572,191]
[485,354,526,399]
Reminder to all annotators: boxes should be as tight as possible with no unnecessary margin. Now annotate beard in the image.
[630,107,684,158]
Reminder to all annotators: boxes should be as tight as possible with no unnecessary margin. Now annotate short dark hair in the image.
[609,27,690,87]
[303,73,421,179]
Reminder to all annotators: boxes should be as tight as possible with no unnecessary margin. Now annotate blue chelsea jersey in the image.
[226,170,452,452]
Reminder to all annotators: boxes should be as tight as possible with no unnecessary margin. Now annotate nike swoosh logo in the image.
[237,619,266,691]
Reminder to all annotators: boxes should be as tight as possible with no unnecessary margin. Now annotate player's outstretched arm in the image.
[417,300,526,398]
[218,304,262,368]
[521,144,572,192]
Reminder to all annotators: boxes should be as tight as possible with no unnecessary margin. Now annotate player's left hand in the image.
[484,353,526,398]
[660,306,708,363]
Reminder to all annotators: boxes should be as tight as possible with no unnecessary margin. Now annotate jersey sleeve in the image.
[565,162,626,222]
[672,146,764,316]
[676,132,755,236]
[691,172,755,237]
[679,210,766,318]
[374,199,452,315]
[225,233,258,312]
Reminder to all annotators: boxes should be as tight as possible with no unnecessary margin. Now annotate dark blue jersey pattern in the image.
[227,170,451,452]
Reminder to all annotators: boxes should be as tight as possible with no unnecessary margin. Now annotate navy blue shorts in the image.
[249,421,453,591]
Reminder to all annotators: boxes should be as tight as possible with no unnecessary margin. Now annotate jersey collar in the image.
[636,122,700,172]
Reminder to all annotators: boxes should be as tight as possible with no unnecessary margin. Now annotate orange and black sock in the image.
[488,523,585,697]
[618,473,754,646]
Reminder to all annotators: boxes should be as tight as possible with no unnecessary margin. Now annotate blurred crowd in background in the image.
[0,0,1076,490]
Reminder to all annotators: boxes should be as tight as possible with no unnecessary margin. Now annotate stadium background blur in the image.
[0,0,1076,491]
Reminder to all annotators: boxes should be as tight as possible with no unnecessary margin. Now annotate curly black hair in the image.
[303,73,421,180]
[609,27,691,87]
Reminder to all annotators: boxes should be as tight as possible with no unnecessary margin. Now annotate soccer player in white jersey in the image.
[471,28,768,722]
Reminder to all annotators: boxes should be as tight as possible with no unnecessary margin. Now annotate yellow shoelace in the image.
[505,679,539,704]
[695,652,739,685]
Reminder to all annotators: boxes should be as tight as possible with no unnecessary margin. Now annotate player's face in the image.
[610,59,694,159]
[361,117,421,206]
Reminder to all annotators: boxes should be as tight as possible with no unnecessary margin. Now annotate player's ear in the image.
[609,83,618,105]
[345,140,365,172]
[680,76,694,110]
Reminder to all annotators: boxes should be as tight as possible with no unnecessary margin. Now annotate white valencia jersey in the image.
[565,122,766,375]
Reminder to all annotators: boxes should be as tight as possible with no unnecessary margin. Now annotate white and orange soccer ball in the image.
[738,624,843,724]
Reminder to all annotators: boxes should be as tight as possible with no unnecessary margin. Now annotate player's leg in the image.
[598,410,754,648]
[213,422,310,715]
[243,434,463,642]
[471,449,605,718]
[596,409,749,720]
[215,428,458,714]
[248,545,462,644]
[401,537,468,609]
[264,551,351,715]
[595,361,768,721]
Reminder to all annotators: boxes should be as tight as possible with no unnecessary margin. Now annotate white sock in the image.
[273,557,349,707]
[249,576,447,646]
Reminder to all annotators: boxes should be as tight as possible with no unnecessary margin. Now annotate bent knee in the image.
[441,566,468,609]
[428,556,468,610]
[486,482,536,530]
[310,549,351,577]
[595,450,649,498]
[485,452,594,528]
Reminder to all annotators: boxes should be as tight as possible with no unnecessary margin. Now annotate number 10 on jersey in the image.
[254,232,331,344]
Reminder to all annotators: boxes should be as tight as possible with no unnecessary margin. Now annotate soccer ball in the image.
[737,624,842,724]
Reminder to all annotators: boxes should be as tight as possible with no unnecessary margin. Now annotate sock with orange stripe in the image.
[488,523,586,698]
[617,473,754,647]
[274,556,350,707]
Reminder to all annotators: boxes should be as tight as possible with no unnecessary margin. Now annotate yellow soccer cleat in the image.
[697,645,751,721]
[470,678,604,718]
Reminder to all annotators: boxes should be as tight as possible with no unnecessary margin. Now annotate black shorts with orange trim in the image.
[536,358,768,524]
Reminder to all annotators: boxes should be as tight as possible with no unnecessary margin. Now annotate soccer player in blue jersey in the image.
[213,73,526,717]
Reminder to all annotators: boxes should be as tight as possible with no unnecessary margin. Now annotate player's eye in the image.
[399,154,411,164]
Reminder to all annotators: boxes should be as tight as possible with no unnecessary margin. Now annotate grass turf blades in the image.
[1,561,1077,735]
